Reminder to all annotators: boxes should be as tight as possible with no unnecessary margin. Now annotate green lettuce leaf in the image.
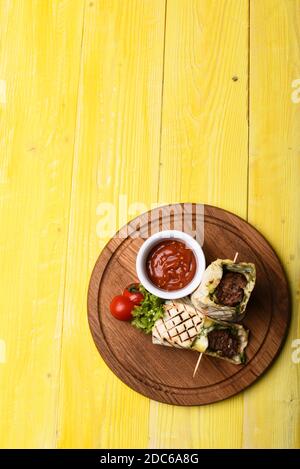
[131,286,164,334]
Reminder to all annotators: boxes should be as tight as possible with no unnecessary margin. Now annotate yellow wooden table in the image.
[0,0,299,449]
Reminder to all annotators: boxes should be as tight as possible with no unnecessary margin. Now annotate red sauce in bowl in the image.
[146,239,196,291]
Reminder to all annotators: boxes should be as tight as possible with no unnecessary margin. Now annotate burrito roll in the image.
[191,259,256,322]
[152,298,205,349]
[152,299,249,365]
[192,316,248,364]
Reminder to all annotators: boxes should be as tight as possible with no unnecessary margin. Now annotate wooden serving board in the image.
[88,204,290,405]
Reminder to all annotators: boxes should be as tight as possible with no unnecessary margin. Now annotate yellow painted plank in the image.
[0,0,84,448]
[56,0,166,448]
[150,0,249,448]
[244,0,300,448]
[158,0,249,214]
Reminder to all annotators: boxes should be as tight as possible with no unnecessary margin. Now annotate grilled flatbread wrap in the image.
[191,259,256,322]
[152,299,249,364]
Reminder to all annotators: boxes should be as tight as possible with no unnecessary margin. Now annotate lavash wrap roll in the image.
[191,259,256,322]
[192,316,249,364]
[152,298,249,365]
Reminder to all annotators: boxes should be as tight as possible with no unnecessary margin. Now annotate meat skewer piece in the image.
[191,259,256,322]
[152,298,249,365]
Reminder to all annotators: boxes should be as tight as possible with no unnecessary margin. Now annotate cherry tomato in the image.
[123,283,144,306]
[110,295,134,321]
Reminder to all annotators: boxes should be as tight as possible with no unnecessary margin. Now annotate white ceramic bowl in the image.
[136,230,206,299]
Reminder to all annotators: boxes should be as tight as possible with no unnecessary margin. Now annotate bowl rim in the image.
[136,229,206,299]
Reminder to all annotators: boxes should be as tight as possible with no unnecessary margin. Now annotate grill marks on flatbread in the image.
[152,299,204,349]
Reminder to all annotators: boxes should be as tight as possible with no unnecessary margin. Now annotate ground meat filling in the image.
[207,329,239,358]
[215,271,247,306]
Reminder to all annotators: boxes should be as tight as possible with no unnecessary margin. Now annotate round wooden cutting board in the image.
[88,204,290,405]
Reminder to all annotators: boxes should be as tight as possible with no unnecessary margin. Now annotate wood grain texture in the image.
[244,0,300,448]
[56,0,166,448]
[0,0,85,448]
[88,204,290,405]
[151,0,249,448]
[158,0,249,214]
